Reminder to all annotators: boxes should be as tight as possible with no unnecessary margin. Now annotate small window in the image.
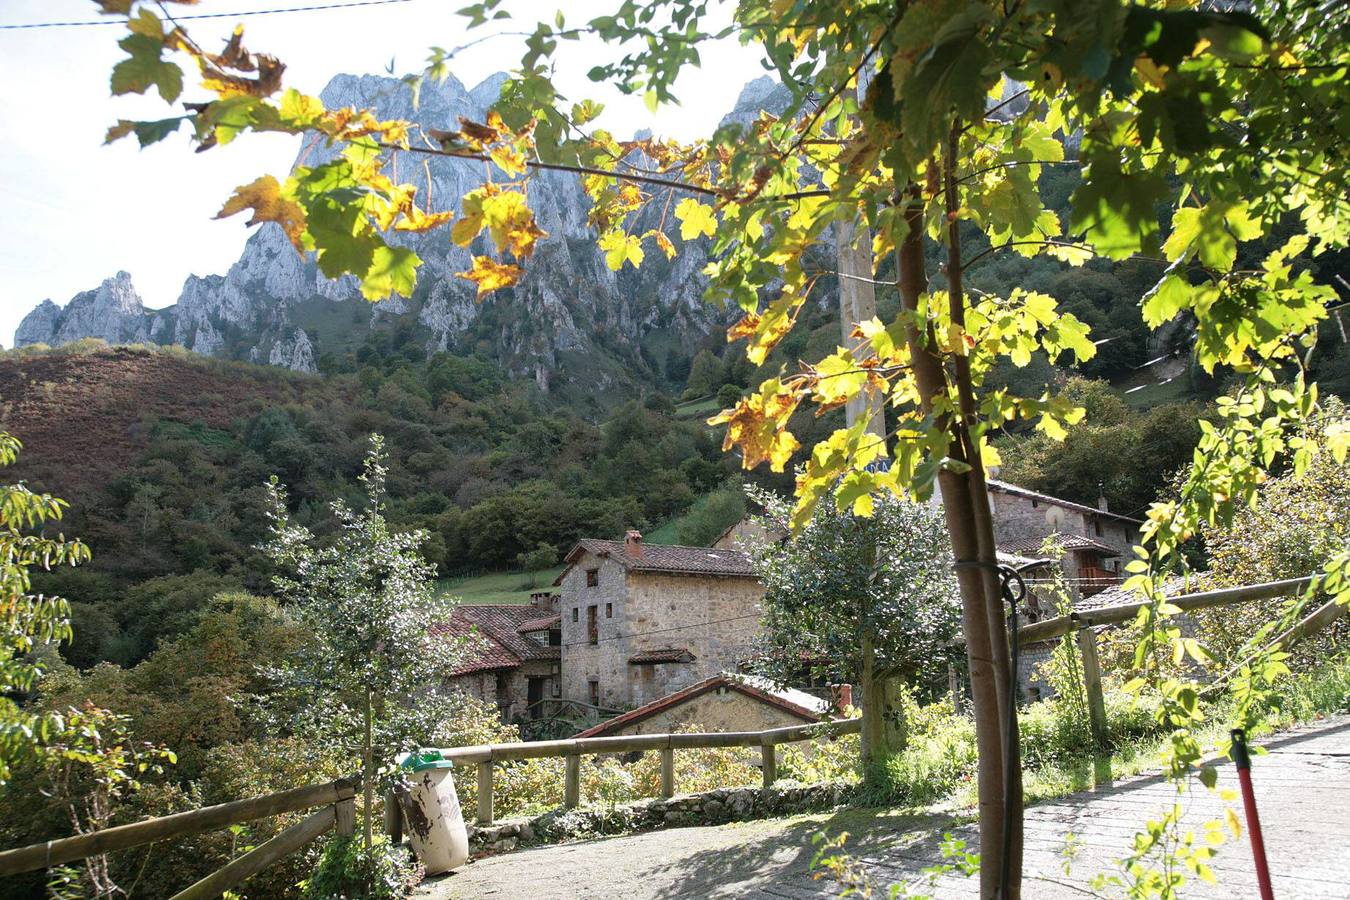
[588,679,599,706]
[586,568,599,587]
[587,605,598,644]
[572,608,579,623]
[605,602,613,619]
[548,628,561,647]
[1031,498,1038,508]
[1094,521,1102,537]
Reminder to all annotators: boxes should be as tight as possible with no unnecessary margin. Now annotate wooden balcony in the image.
[1080,565,1121,597]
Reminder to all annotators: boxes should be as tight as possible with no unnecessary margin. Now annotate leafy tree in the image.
[684,349,724,398]
[747,486,960,777]
[716,383,743,408]
[94,1,1350,894]
[1197,398,1350,668]
[997,376,1207,516]
[263,434,464,848]
[38,703,175,899]
[0,433,89,785]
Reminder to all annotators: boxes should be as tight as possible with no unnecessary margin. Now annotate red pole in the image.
[1231,728,1275,900]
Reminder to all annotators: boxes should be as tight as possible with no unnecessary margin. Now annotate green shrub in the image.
[302,835,420,900]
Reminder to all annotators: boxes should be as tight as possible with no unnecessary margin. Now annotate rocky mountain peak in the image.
[13,71,797,397]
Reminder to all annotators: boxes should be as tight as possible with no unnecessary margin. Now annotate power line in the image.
[0,0,416,31]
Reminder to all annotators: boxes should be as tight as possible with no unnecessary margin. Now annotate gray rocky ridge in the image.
[14,72,803,389]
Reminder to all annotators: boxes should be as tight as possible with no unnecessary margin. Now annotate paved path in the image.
[418,715,1350,899]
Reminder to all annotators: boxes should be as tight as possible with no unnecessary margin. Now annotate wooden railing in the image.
[1020,575,1336,746]
[0,775,360,899]
[429,716,863,826]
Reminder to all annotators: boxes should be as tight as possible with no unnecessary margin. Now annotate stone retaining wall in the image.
[467,781,855,857]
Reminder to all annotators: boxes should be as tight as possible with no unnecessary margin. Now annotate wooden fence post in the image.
[564,754,581,808]
[659,748,675,799]
[334,798,355,839]
[476,762,494,826]
[760,741,777,789]
[1076,626,1109,749]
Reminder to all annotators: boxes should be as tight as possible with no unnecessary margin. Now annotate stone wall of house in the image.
[466,781,854,857]
[624,572,763,706]
[558,550,764,709]
[559,551,633,708]
[988,489,1139,581]
[602,688,811,736]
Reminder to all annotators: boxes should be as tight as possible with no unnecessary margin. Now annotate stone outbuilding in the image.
[574,672,831,738]
[554,532,763,711]
[440,593,563,722]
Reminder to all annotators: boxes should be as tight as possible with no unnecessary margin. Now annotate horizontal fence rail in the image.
[0,775,359,891]
[1018,576,1318,644]
[426,717,862,826]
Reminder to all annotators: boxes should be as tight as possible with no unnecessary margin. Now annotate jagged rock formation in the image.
[14,73,802,389]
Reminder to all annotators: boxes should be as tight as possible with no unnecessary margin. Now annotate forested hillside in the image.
[0,341,796,670]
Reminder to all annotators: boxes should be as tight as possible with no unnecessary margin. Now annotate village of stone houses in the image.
[1,1,1349,899]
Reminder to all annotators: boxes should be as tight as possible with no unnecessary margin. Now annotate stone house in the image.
[986,479,1142,595]
[440,593,563,722]
[554,532,763,711]
[574,672,830,738]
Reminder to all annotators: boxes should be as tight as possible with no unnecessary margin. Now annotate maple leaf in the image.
[599,230,644,270]
[675,198,717,240]
[709,378,803,472]
[360,245,420,301]
[215,175,306,250]
[456,256,524,298]
[111,33,184,103]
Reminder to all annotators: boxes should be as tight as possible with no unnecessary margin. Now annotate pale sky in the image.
[0,0,765,345]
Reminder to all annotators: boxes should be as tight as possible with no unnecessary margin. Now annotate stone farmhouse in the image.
[554,532,763,711]
[985,479,1142,596]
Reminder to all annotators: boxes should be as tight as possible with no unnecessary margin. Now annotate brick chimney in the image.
[833,683,854,713]
[1097,481,1109,512]
[624,530,644,558]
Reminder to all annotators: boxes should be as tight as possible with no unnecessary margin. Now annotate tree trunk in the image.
[942,122,1023,896]
[363,689,374,850]
[893,171,1020,898]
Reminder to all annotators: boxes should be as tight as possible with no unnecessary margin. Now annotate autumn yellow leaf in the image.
[456,255,523,299]
[675,197,717,240]
[708,378,803,472]
[215,175,306,250]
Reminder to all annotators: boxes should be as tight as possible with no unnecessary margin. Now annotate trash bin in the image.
[396,750,470,874]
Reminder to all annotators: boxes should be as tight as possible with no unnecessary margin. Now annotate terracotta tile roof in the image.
[627,647,696,665]
[438,604,561,675]
[987,479,1144,525]
[574,672,831,738]
[555,538,756,585]
[999,534,1123,557]
[516,613,562,633]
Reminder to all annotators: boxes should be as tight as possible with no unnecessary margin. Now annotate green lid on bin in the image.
[399,750,455,773]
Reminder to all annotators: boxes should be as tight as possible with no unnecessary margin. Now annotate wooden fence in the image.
[1018,575,1338,746]
[0,776,359,899]
[424,716,864,827]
